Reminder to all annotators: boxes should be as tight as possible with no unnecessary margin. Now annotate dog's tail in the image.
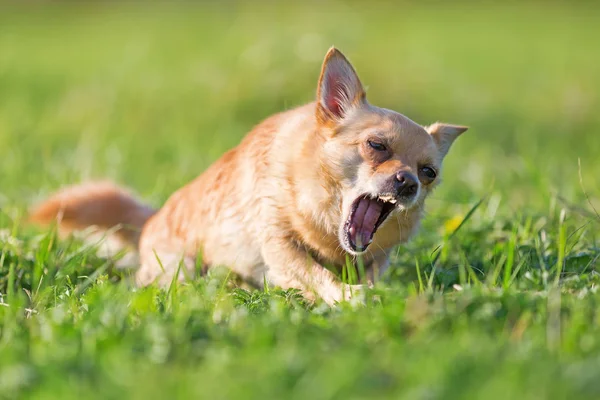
[29,181,156,252]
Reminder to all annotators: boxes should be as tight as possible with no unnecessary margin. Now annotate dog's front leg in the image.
[261,240,364,305]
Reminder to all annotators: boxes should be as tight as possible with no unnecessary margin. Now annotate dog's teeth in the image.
[378,195,397,204]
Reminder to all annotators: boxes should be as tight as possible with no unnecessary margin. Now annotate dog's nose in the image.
[395,172,419,197]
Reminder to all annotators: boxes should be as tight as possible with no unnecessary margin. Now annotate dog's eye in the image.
[367,140,387,152]
[420,166,437,180]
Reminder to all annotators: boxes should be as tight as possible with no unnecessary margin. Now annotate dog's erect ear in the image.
[425,123,468,157]
[316,47,365,124]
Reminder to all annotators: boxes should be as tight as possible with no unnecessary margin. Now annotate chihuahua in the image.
[30,48,467,305]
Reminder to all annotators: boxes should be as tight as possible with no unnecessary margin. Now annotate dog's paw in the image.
[341,283,374,307]
[318,283,374,307]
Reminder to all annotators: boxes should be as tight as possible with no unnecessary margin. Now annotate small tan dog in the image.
[30,48,467,305]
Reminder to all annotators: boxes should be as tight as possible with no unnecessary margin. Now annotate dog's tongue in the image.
[349,197,383,250]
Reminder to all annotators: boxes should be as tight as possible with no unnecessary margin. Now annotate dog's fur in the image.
[29,48,467,305]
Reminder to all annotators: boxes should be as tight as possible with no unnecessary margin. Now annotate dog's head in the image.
[315,47,467,255]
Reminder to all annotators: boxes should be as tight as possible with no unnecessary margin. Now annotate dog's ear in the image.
[425,123,468,157]
[316,47,365,125]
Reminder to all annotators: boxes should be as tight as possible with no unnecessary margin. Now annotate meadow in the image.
[1,2,600,399]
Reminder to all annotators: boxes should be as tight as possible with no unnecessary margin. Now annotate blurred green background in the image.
[1,2,600,399]
[2,2,598,208]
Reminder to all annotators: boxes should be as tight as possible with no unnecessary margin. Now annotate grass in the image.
[1,2,600,399]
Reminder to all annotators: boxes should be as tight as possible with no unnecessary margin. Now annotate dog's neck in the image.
[280,106,346,264]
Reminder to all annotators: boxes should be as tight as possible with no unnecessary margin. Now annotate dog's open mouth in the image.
[344,194,397,252]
